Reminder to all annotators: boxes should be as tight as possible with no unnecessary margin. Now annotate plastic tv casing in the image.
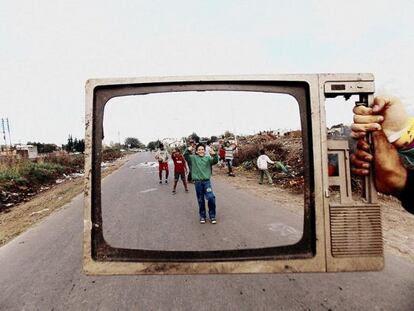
[83,73,383,275]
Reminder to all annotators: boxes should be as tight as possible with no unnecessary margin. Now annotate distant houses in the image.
[0,144,39,159]
[327,124,351,139]
[16,144,39,159]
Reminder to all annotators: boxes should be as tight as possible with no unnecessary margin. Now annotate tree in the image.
[210,136,218,143]
[62,135,85,153]
[223,130,234,139]
[124,137,144,149]
[65,135,73,152]
[73,139,85,152]
[147,140,161,151]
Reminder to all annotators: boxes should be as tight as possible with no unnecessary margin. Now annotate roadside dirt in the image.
[0,155,133,247]
[214,165,414,263]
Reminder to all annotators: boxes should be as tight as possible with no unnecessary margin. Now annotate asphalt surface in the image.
[102,152,303,251]
[0,152,413,310]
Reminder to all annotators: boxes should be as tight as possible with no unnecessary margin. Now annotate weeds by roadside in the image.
[0,148,124,211]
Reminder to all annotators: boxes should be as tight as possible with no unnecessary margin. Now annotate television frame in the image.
[83,74,383,275]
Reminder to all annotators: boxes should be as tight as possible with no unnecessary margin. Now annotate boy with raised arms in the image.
[184,143,219,224]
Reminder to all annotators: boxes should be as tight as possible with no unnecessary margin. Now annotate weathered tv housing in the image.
[84,74,382,275]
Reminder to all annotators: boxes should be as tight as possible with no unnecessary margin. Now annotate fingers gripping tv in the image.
[83,74,383,275]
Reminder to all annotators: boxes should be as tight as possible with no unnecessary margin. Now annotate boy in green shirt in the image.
[184,143,219,224]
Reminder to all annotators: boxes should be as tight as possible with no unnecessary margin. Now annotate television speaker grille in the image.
[329,204,383,257]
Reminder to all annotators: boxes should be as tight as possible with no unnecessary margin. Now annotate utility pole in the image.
[1,118,7,148]
[6,118,12,148]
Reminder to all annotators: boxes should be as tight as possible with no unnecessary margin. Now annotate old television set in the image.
[83,74,383,275]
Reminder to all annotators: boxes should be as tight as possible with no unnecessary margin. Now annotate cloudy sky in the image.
[1,0,413,145]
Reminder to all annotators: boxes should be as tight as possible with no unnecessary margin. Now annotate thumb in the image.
[372,96,398,114]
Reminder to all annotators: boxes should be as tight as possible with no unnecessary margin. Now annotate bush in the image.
[19,162,65,183]
[43,153,84,173]
[0,153,84,192]
[103,148,122,162]
[0,169,25,184]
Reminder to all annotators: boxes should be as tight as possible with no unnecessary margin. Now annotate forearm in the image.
[183,148,191,162]
[211,154,219,165]
[372,130,407,196]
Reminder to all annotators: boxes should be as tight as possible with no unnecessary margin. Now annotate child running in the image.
[184,143,219,224]
[171,147,189,194]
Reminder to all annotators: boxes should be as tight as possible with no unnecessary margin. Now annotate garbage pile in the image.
[233,132,304,192]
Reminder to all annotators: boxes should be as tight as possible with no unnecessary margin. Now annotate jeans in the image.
[259,169,273,184]
[225,159,233,174]
[194,180,216,219]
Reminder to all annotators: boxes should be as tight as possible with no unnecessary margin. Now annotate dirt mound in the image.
[233,133,304,191]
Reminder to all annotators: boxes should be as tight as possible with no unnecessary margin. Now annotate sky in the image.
[1,0,413,145]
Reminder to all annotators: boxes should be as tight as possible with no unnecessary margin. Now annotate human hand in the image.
[351,96,409,147]
[209,148,216,156]
[351,131,407,196]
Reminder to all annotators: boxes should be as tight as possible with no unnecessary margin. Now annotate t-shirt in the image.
[224,146,236,160]
[257,154,274,170]
[219,148,225,159]
[172,154,186,173]
[155,149,169,163]
[183,148,218,180]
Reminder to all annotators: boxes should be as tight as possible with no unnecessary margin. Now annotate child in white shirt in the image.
[257,149,274,185]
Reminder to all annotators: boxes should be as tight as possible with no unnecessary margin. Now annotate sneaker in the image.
[159,180,162,184]
[165,180,168,184]
[185,189,189,192]
[210,218,217,224]
[199,218,206,224]
[172,190,176,195]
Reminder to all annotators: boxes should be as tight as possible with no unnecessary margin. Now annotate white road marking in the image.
[140,188,158,193]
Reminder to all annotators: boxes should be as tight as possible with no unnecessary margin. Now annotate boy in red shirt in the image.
[171,147,189,194]
[218,145,226,168]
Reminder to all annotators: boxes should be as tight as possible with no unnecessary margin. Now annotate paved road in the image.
[0,152,413,310]
[102,152,303,251]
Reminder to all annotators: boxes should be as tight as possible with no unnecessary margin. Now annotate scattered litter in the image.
[5,203,14,207]
[70,173,84,178]
[56,179,64,184]
[30,208,49,216]
[137,162,158,168]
